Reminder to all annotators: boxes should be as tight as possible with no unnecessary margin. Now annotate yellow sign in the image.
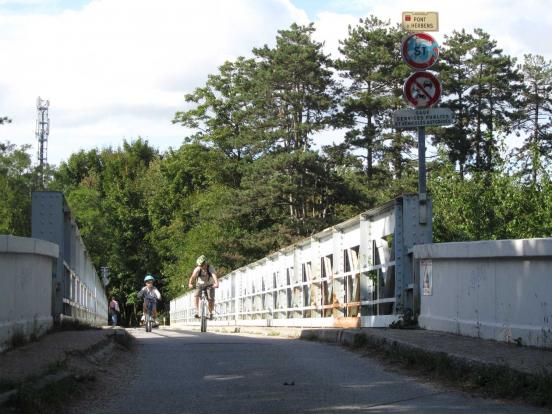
[402,12,439,32]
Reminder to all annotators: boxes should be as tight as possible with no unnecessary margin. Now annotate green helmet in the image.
[196,255,207,266]
[144,274,155,282]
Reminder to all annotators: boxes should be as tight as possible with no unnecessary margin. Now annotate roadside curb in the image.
[163,324,304,338]
[0,327,132,412]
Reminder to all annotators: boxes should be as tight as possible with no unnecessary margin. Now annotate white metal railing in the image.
[60,226,108,326]
[32,191,108,326]
[171,195,432,328]
[170,197,422,329]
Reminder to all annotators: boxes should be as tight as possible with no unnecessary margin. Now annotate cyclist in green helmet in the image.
[188,255,219,320]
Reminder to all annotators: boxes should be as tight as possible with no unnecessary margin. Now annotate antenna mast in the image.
[36,97,50,188]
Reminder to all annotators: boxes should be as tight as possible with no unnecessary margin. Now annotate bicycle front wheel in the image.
[200,298,207,332]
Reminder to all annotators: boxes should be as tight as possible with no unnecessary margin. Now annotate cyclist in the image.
[138,274,161,324]
[188,255,219,320]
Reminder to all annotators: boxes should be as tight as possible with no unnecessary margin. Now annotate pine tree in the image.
[173,57,260,163]
[335,16,410,180]
[466,29,522,172]
[436,29,521,175]
[253,23,337,152]
[515,54,552,183]
[433,29,475,178]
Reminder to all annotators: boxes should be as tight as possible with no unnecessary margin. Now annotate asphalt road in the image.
[80,327,546,414]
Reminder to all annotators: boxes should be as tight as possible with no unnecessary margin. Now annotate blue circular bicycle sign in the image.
[402,33,439,70]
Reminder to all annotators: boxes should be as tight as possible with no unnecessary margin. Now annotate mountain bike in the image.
[198,285,212,333]
[145,299,155,332]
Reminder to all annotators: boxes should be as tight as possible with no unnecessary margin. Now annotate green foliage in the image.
[514,54,552,184]
[253,23,337,151]
[430,156,552,242]
[436,29,522,175]
[334,16,411,180]
[0,142,35,236]
[65,187,108,267]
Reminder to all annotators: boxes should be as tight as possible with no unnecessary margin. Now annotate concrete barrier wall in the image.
[0,235,59,351]
[414,238,552,348]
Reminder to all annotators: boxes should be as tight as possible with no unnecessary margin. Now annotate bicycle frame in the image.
[145,299,155,332]
[199,285,211,333]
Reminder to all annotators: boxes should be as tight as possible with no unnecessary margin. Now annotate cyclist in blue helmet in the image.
[188,255,219,320]
[138,274,161,323]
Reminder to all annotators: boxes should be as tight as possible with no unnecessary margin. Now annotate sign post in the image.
[396,14,448,224]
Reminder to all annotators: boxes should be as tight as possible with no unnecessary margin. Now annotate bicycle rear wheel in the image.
[146,312,152,332]
[145,301,153,332]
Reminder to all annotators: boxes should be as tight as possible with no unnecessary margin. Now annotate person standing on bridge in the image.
[188,255,219,320]
[109,297,120,326]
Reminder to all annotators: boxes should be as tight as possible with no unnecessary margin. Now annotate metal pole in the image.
[418,126,427,224]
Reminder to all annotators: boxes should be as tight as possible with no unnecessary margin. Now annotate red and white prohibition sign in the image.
[403,71,441,108]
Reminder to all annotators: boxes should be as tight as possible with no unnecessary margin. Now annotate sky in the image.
[0,0,551,165]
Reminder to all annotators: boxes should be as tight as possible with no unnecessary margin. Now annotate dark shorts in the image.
[143,299,157,312]
[194,285,215,301]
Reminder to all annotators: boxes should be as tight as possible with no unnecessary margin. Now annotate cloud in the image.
[325,0,552,61]
[0,0,549,165]
[311,11,358,58]
[0,0,307,164]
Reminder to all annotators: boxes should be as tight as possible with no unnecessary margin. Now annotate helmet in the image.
[144,274,155,282]
[196,255,207,266]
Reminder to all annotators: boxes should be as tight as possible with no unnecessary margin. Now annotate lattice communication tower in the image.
[36,97,50,187]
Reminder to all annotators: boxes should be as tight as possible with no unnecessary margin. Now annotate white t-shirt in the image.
[138,286,161,302]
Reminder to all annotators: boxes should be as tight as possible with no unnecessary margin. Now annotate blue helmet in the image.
[144,274,155,282]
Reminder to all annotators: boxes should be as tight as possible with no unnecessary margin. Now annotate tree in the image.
[430,153,552,241]
[174,57,262,170]
[65,186,109,267]
[53,138,162,324]
[468,29,521,172]
[514,54,552,184]
[333,16,416,199]
[52,149,104,192]
[432,30,475,178]
[0,142,34,236]
[436,29,521,175]
[253,23,337,152]
[140,143,242,297]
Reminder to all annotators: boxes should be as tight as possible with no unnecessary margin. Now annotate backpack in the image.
[199,266,213,283]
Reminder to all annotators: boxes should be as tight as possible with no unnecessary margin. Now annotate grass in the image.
[3,329,39,353]
[45,359,68,375]
[0,379,17,393]
[14,375,84,414]
[49,318,96,332]
[9,331,27,349]
[113,330,135,350]
[301,331,317,341]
